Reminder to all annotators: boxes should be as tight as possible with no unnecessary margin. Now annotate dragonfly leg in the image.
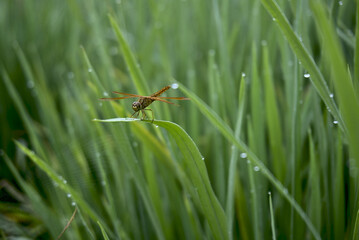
[140,109,147,120]
[143,109,153,122]
[131,111,140,119]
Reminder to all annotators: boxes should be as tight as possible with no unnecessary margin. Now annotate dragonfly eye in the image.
[132,102,141,111]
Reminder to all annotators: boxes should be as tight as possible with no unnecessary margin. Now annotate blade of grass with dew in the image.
[226,75,246,238]
[94,118,229,240]
[178,83,321,239]
[108,14,150,96]
[310,0,359,169]
[3,153,67,238]
[268,192,276,240]
[247,122,261,240]
[14,141,106,228]
[259,0,344,134]
[2,50,45,158]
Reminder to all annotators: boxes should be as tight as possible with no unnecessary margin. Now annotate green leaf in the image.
[13,141,108,233]
[259,0,344,134]
[108,14,150,96]
[177,83,321,240]
[94,118,229,240]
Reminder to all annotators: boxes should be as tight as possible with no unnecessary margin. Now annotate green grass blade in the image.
[94,118,229,240]
[308,130,321,230]
[260,0,344,134]
[268,192,276,240]
[14,141,104,227]
[262,44,286,182]
[310,0,359,167]
[178,83,321,240]
[108,14,150,96]
[354,0,359,90]
[225,75,246,238]
[97,221,110,240]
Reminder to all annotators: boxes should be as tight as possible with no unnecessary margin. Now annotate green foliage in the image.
[1,0,358,239]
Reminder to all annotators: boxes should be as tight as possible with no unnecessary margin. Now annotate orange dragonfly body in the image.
[101,85,190,121]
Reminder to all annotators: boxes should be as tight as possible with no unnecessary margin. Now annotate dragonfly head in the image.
[132,101,141,112]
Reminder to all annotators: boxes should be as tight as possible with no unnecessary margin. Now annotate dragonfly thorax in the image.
[132,101,142,112]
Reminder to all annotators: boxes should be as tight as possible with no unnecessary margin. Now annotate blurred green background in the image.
[0,0,358,239]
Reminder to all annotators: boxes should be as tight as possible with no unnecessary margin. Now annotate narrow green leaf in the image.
[97,221,110,240]
[269,192,276,240]
[14,141,104,228]
[178,83,321,240]
[108,14,150,96]
[263,44,286,182]
[94,118,229,240]
[310,0,359,167]
[226,75,246,238]
[260,0,344,134]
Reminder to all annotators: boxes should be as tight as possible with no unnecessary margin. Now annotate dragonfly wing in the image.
[100,96,136,100]
[147,96,179,105]
[152,96,190,100]
[113,91,145,98]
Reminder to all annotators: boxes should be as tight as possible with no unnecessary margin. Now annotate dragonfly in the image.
[100,85,190,122]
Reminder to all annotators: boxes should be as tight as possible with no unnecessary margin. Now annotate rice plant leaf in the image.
[97,221,110,240]
[259,0,344,134]
[14,140,107,232]
[177,83,321,240]
[108,14,150,96]
[94,118,229,240]
[310,0,359,167]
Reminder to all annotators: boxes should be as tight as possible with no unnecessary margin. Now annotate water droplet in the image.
[103,91,109,97]
[67,193,72,198]
[201,157,205,161]
[53,181,59,187]
[171,83,179,89]
[272,18,276,21]
[329,93,334,98]
[155,125,159,128]
[71,202,76,206]
[110,46,118,55]
[101,180,106,186]
[283,188,288,194]
[304,73,310,78]
[88,68,93,73]
[339,1,343,5]
[333,120,338,125]
[241,72,246,77]
[27,80,35,89]
[247,160,250,164]
[84,104,90,111]
[268,191,271,195]
[254,166,260,172]
[63,179,67,184]
[67,72,74,79]
[240,153,247,158]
